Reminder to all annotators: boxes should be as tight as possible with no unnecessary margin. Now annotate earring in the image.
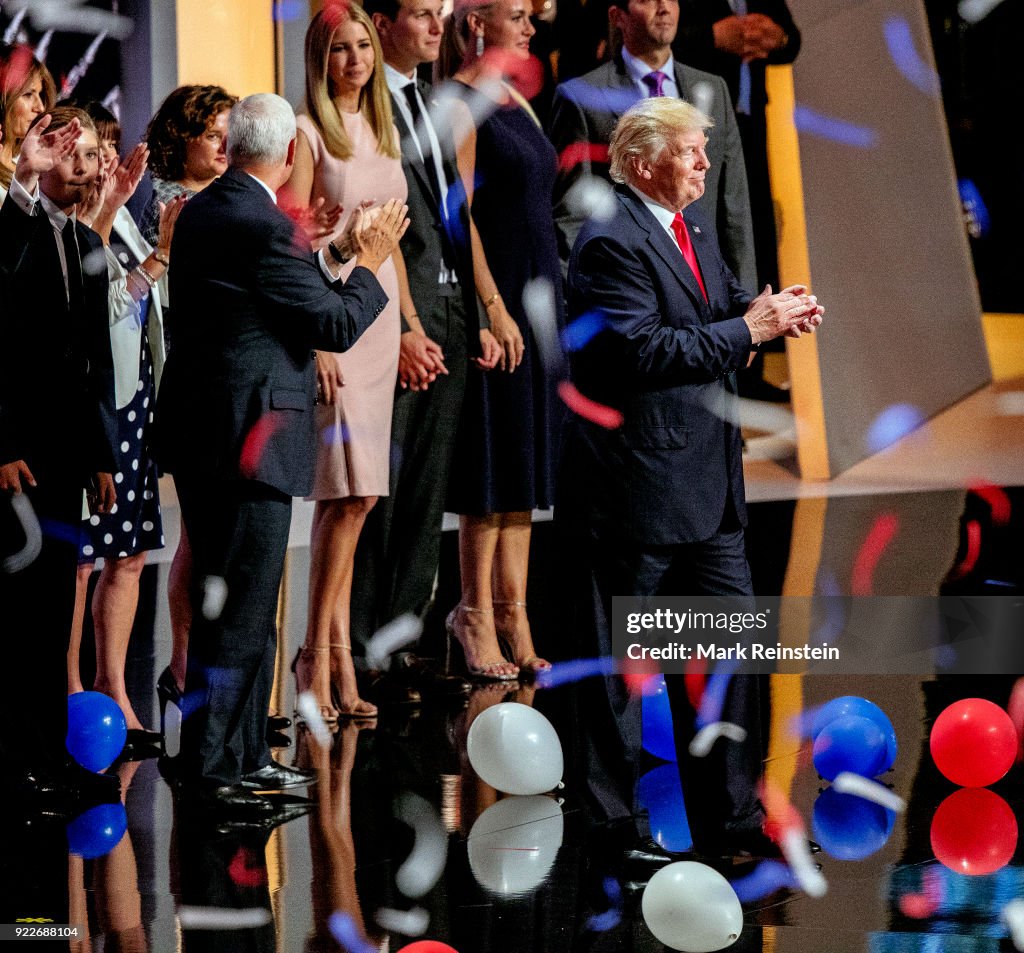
[475,33,485,56]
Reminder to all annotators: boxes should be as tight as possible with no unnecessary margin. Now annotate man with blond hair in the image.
[558,97,822,858]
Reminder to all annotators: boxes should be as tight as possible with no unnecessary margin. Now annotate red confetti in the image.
[684,658,708,710]
[759,779,804,844]
[850,513,900,595]
[558,142,610,173]
[969,482,1011,526]
[946,519,981,582]
[227,847,267,888]
[239,412,286,478]
[899,892,936,919]
[557,381,623,429]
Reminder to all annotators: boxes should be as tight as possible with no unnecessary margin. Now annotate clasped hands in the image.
[713,13,787,63]
[743,284,824,347]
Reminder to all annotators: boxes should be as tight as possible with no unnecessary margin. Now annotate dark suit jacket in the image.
[155,167,388,497]
[548,55,757,291]
[674,0,801,125]
[0,193,116,481]
[564,185,752,546]
[391,81,483,350]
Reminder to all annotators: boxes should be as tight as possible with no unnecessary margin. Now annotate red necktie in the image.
[671,212,708,302]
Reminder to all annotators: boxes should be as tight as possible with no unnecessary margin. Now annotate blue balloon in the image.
[812,787,895,861]
[641,676,676,762]
[810,696,897,772]
[66,802,128,859]
[813,714,888,781]
[638,763,692,853]
[66,691,127,773]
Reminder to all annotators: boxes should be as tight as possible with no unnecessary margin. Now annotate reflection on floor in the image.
[41,480,1023,953]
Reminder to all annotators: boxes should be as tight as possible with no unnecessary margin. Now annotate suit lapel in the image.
[391,94,440,211]
[689,222,723,313]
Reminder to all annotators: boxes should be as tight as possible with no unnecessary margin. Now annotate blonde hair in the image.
[437,0,497,79]
[0,47,57,188]
[303,1,399,161]
[609,97,713,184]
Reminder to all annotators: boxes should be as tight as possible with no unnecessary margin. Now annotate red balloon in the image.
[929,698,1016,787]
[931,787,1017,875]
[398,943,459,953]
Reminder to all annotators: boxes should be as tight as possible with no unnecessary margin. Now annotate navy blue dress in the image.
[447,83,564,515]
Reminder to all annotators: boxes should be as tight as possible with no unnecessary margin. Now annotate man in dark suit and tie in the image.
[559,97,821,856]
[353,0,499,696]
[548,0,756,290]
[1,110,120,812]
[157,93,408,814]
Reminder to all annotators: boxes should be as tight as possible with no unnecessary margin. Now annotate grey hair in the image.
[226,93,297,165]
[609,97,713,184]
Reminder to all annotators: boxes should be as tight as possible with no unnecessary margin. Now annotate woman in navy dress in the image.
[439,0,563,680]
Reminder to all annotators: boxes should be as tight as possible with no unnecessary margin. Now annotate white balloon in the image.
[468,795,564,895]
[641,862,743,952]
[466,703,563,795]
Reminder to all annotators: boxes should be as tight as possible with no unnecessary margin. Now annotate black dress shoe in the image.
[622,838,690,867]
[239,761,316,791]
[60,759,121,805]
[211,800,314,834]
[266,728,292,749]
[267,714,292,732]
[182,784,277,815]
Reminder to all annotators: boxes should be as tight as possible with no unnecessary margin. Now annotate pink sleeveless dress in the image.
[298,111,407,499]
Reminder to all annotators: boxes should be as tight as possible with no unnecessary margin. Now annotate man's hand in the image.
[105,143,149,213]
[76,168,109,228]
[14,115,82,194]
[743,284,824,345]
[92,473,116,514]
[156,193,187,258]
[287,197,345,250]
[315,351,345,405]
[398,329,448,391]
[742,13,787,60]
[0,460,37,494]
[487,301,525,372]
[352,199,410,273]
[712,15,748,57]
[474,328,502,370]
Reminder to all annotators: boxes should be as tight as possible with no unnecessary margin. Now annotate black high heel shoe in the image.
[156,667,183,759]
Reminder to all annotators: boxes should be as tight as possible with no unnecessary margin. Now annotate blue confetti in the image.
[561,311,608,352]
[793,106,879,149]
[273,0,304,20]
[884,16,941,97]
[958,179,991,238]
[536,655,618,689]
[866,403,925,454]
[731,860,799,902]
[328,912,377,953]
[696,659,739,729]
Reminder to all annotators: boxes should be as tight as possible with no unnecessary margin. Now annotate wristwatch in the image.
[328,240,351,265]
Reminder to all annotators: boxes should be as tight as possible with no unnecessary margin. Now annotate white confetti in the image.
[832,772,906,813]
[33,28,54,62]
[296,691,333,748]
[394,792,448,899]
[201,575,228,620]
[565,175,617,225]
[3,8,28,44]
[2,493,42,574]
[958,0,1007,23]
[1003,898,1024,950]
[364,613,423,671]
[688,721,747,758]
[522,277,563,373]
[780,829,827,898]
[177,906,272,930]
[996,391,1024,416]
[691,80,715,118]
[373,906,430,936]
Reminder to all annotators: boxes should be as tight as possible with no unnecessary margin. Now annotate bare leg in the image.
[492,511,550,675]
[301,497,377,720]
[68,562,94,695]
[448,514,518,678]
[92,551,148,730]
[166,525,192,691]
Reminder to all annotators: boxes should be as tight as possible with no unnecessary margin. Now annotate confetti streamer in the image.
[201,576,228,621]
[689,721,747,758]
[793,105,879,149]
[3,8,28,44]
[178,906,273,930]
[365,613,423,671]
[60,31,109,98]
[760,781,827,898]
[2,492,43,574]
[946,519,981,582]
[883,16,940,96]
[296,691,333,748]
[958,0,1008,21]
[969,482,1011,525]
[831,772,905,813]
[535,656,617,689]
[850,513,899,595]
[557,381,623,429]
[560,310,607,352]
[394,792,448,899]
[33,29,54,62]
[557,141,609,173]
[374,907,430,936]
[328,911,377,953]
[522,277,563,373]
[730,860,798,902]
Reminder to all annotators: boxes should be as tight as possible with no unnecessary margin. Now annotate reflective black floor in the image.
[25,485,1024,952]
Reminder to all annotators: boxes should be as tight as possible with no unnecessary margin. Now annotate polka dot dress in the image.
[80,328,164,562]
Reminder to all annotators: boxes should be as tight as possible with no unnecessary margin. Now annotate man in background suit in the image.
[354,0,499,698]
[0,110,119,812]
[157,93,407,815]
[558,98,821,856]
[548,0,756,290]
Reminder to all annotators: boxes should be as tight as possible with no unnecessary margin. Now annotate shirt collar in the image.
[245,172,278,204]
[385,62,417,94]
[627,182,678,232]
[621,46,674,87]
[39,190,72,231]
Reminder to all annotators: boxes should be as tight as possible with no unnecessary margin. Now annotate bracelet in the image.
[134,265,157,289]
[153,249,170,268]
[483,291,501,310]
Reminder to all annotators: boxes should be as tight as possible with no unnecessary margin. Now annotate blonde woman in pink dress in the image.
[288,2,412,722]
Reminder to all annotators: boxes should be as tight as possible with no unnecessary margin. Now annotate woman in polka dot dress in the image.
[67,105,185,749]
